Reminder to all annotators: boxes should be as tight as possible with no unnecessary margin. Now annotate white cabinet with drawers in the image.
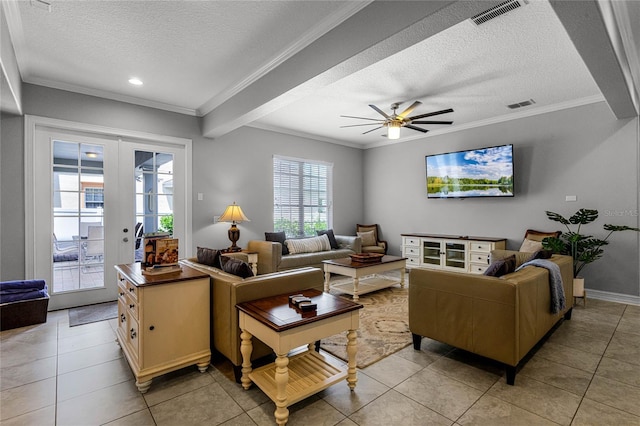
[401,234,506,274]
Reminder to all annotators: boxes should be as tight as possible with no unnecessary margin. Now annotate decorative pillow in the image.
[220,257,254,278]
[265,231,289,255]
[527,249,553,261]
[519,238,544,253]
[357,230,377,247]
[316,229,339,249]
[196,247,222,268]
[490,250,531,269]
[484,254,516,277]
[285,234,331,254]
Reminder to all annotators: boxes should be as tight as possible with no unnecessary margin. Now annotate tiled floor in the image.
[1,297,639,425]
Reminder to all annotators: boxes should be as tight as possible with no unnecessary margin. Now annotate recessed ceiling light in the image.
[128,78,143,86]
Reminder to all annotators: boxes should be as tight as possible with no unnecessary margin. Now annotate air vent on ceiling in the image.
[507,99,536,109]
[471,0,527,25]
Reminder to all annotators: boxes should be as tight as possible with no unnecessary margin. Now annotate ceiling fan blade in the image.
[397,101,422,119]
[369,104,390,119]
[340,115,384,122]
[405,125,429,133]
[362,126,384,135]
[411,120,453,125]
[340,123,386,128]
[407,108,454,120]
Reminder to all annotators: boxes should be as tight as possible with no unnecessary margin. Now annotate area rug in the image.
[321,285,411,369]
[69,301,118,327]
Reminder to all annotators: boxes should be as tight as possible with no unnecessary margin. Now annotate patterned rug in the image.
[321,284,411,368]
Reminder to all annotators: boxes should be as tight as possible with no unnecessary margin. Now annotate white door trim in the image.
[24,114,193,280]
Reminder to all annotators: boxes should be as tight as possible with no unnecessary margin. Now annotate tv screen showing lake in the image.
[426,145,514,199]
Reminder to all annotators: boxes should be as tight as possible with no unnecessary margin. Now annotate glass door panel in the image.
[52,141,105,293]
[422,240,442,266]
[445,242,466,269]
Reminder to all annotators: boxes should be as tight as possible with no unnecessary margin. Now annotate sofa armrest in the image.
[336,235,361,253]
[246,240,281,274]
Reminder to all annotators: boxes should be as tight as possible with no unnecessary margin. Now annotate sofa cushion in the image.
[519,238,544,253]
[286,234,331,254]
[265,231,289,255]
[484,254,516,277]
[197,246,222,268]
[316,229,339,249]
[357,230,377,247]
[527,249,553,261]
[220,257,254,278]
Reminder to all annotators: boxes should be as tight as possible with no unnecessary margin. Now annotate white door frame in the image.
[24,115,193,309]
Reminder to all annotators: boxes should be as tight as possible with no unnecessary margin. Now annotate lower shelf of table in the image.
[248,350,347,407]
[330,275,398,296]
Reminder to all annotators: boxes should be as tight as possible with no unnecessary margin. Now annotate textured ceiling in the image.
[2,1,638,149]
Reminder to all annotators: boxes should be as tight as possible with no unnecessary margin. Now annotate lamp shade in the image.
[387,121,401,140]
[218,202,250,224]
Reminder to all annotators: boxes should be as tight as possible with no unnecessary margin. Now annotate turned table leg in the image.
[274,353,290,425]
[400,267,406,288]
[352,277,359,301]
[346,329,358,390]
[240,329,253,390]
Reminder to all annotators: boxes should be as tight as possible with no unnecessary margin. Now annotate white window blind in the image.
[273,155,333,237]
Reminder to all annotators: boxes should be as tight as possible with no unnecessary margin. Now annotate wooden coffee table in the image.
[323,255,407,301]
[237,289,362,426]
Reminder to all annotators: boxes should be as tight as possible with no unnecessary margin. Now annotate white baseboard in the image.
[584,288,640,306]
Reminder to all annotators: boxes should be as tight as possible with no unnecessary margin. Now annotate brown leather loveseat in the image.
[409,254,573,385]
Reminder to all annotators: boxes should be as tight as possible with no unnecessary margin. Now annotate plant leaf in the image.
[569,208,598,225]
[542,236,567,254]
[545,211,569,225]
[604,224,640,232]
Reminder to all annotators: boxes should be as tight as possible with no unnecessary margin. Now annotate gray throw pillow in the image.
[484,254,516,277]
[220,257,254,278]
[197,247,222,268]
[265,231,289,255]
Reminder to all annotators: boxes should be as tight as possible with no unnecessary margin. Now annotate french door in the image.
[26,116,191,310]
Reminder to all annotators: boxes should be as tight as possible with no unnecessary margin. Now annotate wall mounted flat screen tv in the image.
[425,144,514,199]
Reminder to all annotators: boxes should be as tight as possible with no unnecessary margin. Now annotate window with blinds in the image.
[273,155,333,238]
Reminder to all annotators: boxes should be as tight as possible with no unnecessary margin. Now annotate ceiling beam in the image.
[550,0,637,119]
[202,0,504,139]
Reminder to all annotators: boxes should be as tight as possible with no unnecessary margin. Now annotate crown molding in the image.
[24,76,198,116]
[197,1,372,116]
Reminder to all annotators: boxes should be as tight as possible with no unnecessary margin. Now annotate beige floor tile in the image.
[556,315,617,341]
[458,394,557,425]
[208,363,270,412]
[603,330,640,366]
[572,306,622,326]
[623,304,640,318]
[584,375,640,416]
[596,356,640,387]
[547,326,609,356]
[519,357,593,396]
[393,342,443,367]
[56,380,147,425]
[487,375,581,425]
[395,368,483,421]
[150,382,244,425]
[319,369,390,416]
[0,322,58,344]
[57,316,114,338]
[0,404,56,426]
[360,353,423,387]
[220,412,266,425]
[0,355,56,391]
[103,409,156,426]
[581,299,627,316]
[57,326,117,354]
[336,418,359,426]
[142,366,215,406]
[572,397,640,426]
[56,356,134,402]
[616,315,640,336]
[427,354,501,392]
[0,377,56,421]
[57,340,123,374]
[533,340,601,373]
[348,389,452,426]
[0,338,58,369]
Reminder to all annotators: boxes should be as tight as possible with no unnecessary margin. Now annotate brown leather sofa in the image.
[409,254,573,385]
[180,259,324,379]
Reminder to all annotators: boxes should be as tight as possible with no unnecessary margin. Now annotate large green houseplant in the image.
[542,208,640,278]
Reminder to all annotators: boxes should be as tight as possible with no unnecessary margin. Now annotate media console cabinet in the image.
[401,233,506,274]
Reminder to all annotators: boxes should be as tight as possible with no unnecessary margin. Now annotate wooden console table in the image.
[114,263,211,393]
[237,289,362,425]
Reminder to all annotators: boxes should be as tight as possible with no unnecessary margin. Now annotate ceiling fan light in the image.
[387,122,401,140]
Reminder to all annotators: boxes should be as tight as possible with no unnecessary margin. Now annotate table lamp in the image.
[218,202,250,252]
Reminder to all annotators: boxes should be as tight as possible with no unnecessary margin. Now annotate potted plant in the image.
[542,208,640,297]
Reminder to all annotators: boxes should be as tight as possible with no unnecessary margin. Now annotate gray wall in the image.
[364,101,640,297]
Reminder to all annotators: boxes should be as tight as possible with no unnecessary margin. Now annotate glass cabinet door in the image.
[445,242,466,269]
[422,240,442,266]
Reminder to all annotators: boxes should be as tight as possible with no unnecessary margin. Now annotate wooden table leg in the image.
[324,265,330,293]
[400,267,406,288]
[274,353,290,425]
[352,277,359,301]
[240,329,253,390]
[346,329,358,390]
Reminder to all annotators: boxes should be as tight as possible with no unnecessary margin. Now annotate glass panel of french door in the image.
[52,141,105,292]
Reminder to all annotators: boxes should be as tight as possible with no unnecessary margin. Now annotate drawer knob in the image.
[120,313,126,323]
[149,325,155,331]
[129,304,135,309]
[130,328,137,339]
[119,292,124,297]
[128,288,134,292]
